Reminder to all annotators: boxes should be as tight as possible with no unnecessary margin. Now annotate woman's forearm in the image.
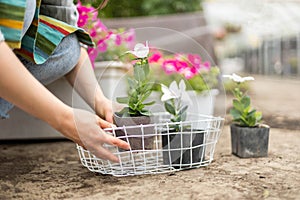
[65,48,106,113]
[0,42,71,130]
[0,42,129,162]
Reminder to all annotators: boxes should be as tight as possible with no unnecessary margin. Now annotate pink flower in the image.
[90,27,97,38]
[77,2,94,27]
[105,31,113,40]
[162,60,177,74]
[76,1,136,65]
[180,68,195,79]
[125,28,135,43]
[77,15,88,27]
[115,34,122,46]
[125,28,136,49]
[97,39,108,52]
[200,61,211,70]
[175,60,188,71]
[94,19,107,31]
[187,54,202,67]
[91,9,98,21]
[149,51,162,63]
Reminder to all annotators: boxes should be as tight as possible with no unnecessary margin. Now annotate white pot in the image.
[148,89,219,116]
[94,61,130,101]
[186,89,219,116]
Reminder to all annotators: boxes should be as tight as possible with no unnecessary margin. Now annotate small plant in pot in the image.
[161,80,205,168]
[113,41,156,150]
[223,73,270,158]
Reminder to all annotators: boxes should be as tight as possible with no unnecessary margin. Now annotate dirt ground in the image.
[0,75,299,200]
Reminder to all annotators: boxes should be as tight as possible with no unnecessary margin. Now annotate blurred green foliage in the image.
[78,0,202,18]
[223,80,250,95]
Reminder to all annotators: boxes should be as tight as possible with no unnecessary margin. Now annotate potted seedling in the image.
[223,73,270,158]
[113,41,156,150]
[160,80,205,168]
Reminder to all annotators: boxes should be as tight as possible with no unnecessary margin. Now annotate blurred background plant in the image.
[76,1,136,66]
[78,0,203,18]
[148,49,220,94]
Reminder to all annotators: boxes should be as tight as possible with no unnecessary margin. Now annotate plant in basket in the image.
[223,73,270,158]
[161,80,205,168]
[113,41,156,150]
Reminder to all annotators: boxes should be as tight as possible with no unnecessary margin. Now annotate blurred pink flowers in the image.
[149,51,212,80]
[76,1,136,67]
[149,49,220,93]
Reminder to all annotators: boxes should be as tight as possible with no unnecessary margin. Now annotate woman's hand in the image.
[63,47,129,162]
[95,96,124,123]
[58,108,130,162]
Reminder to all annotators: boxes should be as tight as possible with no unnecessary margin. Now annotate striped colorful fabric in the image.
[0,0,26,49]
[0,0,94,64]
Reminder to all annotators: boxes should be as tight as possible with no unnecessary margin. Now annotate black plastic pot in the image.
[162,129,205,168]
[230,124,270,158]
[113,113,155,150]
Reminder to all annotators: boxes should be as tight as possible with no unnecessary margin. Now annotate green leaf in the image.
[127,77,137,89]
[173,115,182,123]
[239,115,249,126]
[116,97,128,104]
[134,65,145,82]
[140,110,151,116]
[248,109,256,117]
[164,101,176,115]
[139,90,152,103]
[178,105,188,116]
[143,100,156,106]
[181,110,187,122]
[233,99,243,112]
[230,108,241,120]
[142,82,154,92]
[241,96,250,109]
[247,115,256,127]
[141,63,150,77]
[116,107,130,117]
[255,111,262,122]
[128,108,139,116]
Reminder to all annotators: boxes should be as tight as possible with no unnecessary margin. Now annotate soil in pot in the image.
[162,129,205,168]
[231,124,270,158]
[113,113,155,150]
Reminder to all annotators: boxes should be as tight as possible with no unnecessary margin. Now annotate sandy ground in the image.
[0,75,300,200]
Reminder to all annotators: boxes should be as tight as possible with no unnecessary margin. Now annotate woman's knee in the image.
[19,34,81,85]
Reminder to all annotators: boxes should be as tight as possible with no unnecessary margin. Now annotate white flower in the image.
[223,73,254,83]
[161,80,189,102]
[161,82,179,102]
[126,41,149,58]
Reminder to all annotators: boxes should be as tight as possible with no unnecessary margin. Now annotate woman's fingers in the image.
[96,127,131,150]
[90,144,120,163]
[105,111,113,124]
[71,109,130,163]
[103,133,130,150]
[87,131,130,163]
[96,116,114,129]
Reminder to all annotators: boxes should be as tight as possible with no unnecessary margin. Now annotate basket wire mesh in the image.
[77,113,224,177]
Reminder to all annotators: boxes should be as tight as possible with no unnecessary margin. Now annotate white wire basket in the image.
[76,113,224,177]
